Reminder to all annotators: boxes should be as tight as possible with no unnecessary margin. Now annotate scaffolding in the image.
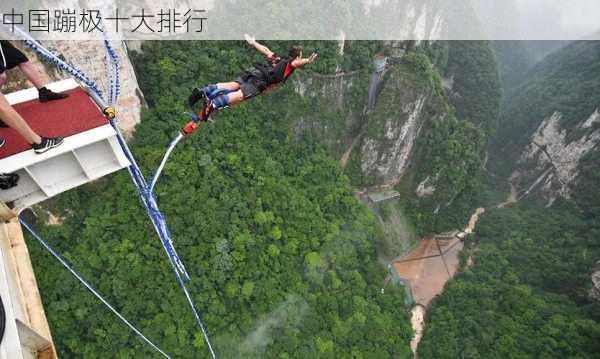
[0,204,57,359]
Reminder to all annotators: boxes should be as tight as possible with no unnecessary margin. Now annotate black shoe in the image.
[0,172,19,190]
[188,87,206,108]
[32,136,64,154]
[39,87,69,103]
[0,138,5,149]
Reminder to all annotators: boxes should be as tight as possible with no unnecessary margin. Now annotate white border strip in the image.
[0,124,117,173]
[4,79,78,106]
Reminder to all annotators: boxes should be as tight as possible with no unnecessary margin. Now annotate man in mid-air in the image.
[182,35,317,134]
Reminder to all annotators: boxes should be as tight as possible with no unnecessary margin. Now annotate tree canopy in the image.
[27,40,413,358]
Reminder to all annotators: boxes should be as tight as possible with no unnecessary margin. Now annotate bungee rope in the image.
[150,133,184,193]
[20,219,171,359]
[2,17,217,359]
[97,12,120,105]
[151,106,213,191]
[4,24,104,98]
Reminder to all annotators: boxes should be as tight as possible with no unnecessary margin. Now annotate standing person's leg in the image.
[0,93,41,144]
[0,46,7,142]
[0,72,6,130]
[0,93,64,153]
[1,41,68,102]
[18,61,69,102]
[17,61,45,89]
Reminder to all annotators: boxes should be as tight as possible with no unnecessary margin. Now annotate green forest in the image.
[28,41,413,358]
[419,40,600,358]
[20,38,600,359]
[492,41,600,176]
[418,202,600,358]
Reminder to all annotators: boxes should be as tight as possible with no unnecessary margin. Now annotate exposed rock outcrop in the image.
[416,175,437,198]
[292,48,455,195]
[582,109,600,129]
[291,70,365,159]
[511,110,600,204]
[590,262,600,301]
[362,95,427,186]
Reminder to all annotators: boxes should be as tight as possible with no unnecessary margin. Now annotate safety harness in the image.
[254,56,295,85]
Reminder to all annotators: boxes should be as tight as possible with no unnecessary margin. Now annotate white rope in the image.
[150,133,184,193]
[0,41,6,69]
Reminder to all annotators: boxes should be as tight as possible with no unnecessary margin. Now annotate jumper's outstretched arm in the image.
[292,53,319,68]
[245,34,274,58]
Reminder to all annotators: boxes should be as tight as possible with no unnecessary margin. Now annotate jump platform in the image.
[0,79,130,212]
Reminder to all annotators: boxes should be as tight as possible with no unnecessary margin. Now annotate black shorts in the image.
[0,41,29,74]
[235,70,268,99]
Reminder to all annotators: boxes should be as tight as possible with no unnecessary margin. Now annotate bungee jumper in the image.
[152,36,318,196]
[180,34,318,135]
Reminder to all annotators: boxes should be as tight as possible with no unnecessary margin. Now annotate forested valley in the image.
[419,40,600,358]
[23,39,600,358]
[28,41,414,358]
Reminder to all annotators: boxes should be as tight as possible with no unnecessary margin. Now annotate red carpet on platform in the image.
[0,87,108,160]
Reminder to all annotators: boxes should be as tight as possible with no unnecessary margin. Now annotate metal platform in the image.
[0,79,130,212]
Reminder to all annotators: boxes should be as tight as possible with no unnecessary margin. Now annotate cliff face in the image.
[361,94,427,186]
[365,0,446,40]
[357,54,449,189]
[493,41,600,206]
[292,44,491,233]
[591,262,600,302]
[291,71,367,159]
[510,110,600,205]
[212,0,482,41]
[4,41,143,135]
[489,41,600,302]
[292,49,451,190]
